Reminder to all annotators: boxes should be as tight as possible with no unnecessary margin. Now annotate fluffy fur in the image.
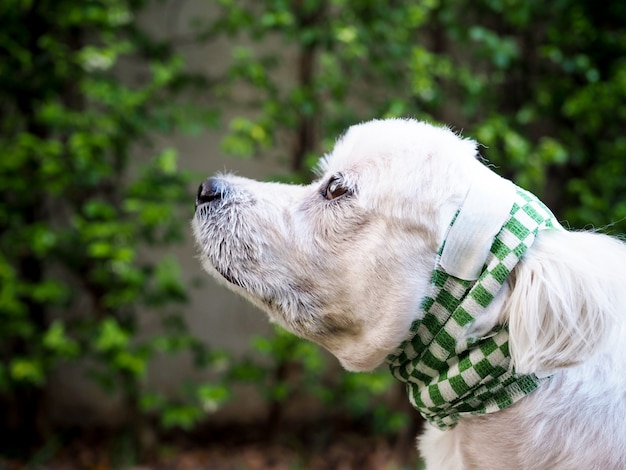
[192,118,626,469]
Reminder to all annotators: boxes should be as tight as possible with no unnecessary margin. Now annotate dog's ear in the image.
[505,230,625,375]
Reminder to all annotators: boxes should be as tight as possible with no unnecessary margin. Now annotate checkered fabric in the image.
[387,187,561,430]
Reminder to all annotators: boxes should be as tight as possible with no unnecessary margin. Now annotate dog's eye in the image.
[323,176,349,200]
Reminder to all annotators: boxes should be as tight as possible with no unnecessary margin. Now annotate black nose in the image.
[196,177,223,207]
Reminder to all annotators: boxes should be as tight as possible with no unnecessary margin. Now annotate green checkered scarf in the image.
[387,183,561,430]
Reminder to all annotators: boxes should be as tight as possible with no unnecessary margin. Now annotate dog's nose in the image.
[196,177,223,207]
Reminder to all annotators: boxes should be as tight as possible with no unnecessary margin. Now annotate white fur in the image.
[192,118,626,469]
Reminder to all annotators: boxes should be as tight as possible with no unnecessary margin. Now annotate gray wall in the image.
[48,0,316,426]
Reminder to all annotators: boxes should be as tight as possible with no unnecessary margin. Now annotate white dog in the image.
[192,118,626,469]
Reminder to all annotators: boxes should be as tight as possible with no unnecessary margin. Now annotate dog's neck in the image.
[387,182,561,430]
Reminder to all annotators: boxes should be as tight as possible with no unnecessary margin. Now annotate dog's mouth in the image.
[193,228,276,309]
[213,263,244,287]
[197,233,257,290]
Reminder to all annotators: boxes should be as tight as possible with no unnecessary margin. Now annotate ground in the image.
[1,421,424,470]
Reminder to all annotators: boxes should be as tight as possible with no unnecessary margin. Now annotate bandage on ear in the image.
[440,177,516,281]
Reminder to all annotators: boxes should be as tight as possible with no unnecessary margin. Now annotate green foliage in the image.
[206,0,626,231]
[208,0,444,173]
[0,0,224,454]
[231,325,405,435]
[435,0,626,229]
[140,381,230,430]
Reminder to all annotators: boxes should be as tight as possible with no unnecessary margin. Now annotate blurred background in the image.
[1,0,625,468]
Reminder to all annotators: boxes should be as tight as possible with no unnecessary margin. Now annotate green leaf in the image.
[31,280,69,305]
[113,350,147,377]
[156,148,178,175]
[196,383,230,413]
[10,357,44,385]
[43,320,79,358]
[95,318,130,352]
[161,404,204,431]
[139,391,166,412]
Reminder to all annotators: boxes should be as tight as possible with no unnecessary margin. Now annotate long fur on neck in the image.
[506,229,626,375]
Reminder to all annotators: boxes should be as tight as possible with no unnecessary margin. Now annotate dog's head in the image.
[192,118,501,371]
